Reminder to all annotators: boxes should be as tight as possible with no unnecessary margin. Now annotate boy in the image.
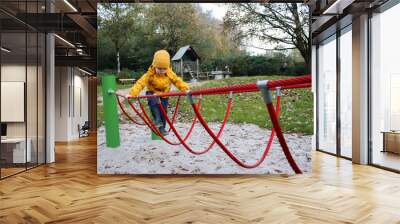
[126,50,189,135]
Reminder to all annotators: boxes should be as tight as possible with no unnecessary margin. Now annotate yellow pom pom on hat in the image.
[152,50,170,69]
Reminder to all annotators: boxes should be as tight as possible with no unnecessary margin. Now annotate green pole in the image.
[102,74,120,148]
[151,129,162,140]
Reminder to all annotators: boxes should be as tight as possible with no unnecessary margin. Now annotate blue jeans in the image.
[146,91,168,129]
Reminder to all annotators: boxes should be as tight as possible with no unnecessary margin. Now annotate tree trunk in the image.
[117,49,120,74]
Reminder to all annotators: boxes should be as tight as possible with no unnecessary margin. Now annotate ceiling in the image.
[0,0,97,74]
[309,0,390,40]
[3,0,342,74]
[103,0,305,2]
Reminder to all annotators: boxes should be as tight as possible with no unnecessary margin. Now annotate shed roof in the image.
[171,45,200,61]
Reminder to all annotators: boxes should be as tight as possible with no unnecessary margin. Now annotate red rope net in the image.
[114,75,311,174]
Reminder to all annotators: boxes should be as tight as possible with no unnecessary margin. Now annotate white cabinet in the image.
[1,138,32,163]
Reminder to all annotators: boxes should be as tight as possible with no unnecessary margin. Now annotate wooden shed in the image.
[171,45,200,80]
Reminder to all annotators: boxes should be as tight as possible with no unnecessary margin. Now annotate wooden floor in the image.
[373,151,400,171]
[1,167,26,178]
[1,135,400,223]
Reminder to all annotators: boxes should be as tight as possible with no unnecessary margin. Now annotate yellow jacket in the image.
[129,65,189,97]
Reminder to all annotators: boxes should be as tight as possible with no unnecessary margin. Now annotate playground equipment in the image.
[171,45,200,80]
[101,75,120,148]
[171,45,233,81]
[101,74,312,174]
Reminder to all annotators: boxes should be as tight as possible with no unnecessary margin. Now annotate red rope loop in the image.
[116,95,145,126]
[136,97,203,145]
[168,96,181,133]
[158,94,234,155]
[126,75,311,99]
[114,75,311,174]
[186,94,283,169]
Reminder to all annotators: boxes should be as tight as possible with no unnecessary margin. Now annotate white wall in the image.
[0,65,42,138]
[55,66,69,141]
[71,72,89,138]
[54,66,89,141]
[1,63,46,164]
[1,64,26,138]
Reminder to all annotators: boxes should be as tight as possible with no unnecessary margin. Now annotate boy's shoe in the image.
[149,107,164,128]
[155,121,163,128]
[159,127,167,136]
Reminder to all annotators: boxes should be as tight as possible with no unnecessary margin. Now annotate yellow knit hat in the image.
[152,50,170,69]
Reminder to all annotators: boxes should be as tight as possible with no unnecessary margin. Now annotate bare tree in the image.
[145,3,202,54]
[224,3,310,66]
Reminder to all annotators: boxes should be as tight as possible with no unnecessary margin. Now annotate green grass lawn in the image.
[97,83,132,96]
[98,75,313,134]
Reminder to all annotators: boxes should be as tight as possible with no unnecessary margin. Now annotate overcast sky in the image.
[199,3,266,55]
[199,3,228,21]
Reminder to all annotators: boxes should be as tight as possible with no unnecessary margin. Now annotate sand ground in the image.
[97,122,312,175]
